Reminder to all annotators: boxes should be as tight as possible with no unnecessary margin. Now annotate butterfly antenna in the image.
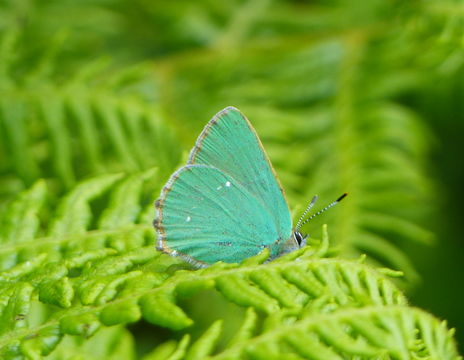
[296,193,348,231]
[295,195,318,232]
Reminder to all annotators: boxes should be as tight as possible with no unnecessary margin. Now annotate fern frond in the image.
[207,306,459,360]
[44,326,136,360]
[0,31,181,196]
[0,0,455,281]
[0,174,460,359]
[0,1,462,357]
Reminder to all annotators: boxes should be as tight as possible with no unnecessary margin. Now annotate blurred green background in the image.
[0,0,463,352]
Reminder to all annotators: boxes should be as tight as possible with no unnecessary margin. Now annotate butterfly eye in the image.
[294,231,304,246]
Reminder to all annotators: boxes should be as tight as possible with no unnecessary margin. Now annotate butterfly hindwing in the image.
[156,164,284,264]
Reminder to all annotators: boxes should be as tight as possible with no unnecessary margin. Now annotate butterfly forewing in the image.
[188,107,292,241]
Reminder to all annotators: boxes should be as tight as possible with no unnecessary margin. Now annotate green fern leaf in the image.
[0,31,181,195]
[0,173,460,359]
[0,0,462,357]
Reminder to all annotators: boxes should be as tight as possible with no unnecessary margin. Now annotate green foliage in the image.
[0,177,460,359]
[0,0,442,282]
[0,30,180,195]
[47,327,136,360]
[0,0,462,358]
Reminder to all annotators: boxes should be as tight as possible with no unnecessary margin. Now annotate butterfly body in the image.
[155,107,302,267]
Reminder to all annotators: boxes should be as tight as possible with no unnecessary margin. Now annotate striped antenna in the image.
[295,193,348,232]
[295,195,318,231]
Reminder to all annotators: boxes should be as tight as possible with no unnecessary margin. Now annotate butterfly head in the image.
[276,230,307,257]
[281,193,348,255]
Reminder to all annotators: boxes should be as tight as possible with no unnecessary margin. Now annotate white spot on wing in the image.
[225,181,231,187]
[216,185,222,190]
[186,216,191,222]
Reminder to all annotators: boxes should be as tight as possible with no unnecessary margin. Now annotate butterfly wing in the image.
[155,107,292,265]
[156,164,285,264]
[188,107,292,240]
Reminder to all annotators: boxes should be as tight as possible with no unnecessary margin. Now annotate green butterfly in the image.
[154,107,346,267]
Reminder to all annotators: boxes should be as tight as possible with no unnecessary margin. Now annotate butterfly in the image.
[154,107,346,267]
